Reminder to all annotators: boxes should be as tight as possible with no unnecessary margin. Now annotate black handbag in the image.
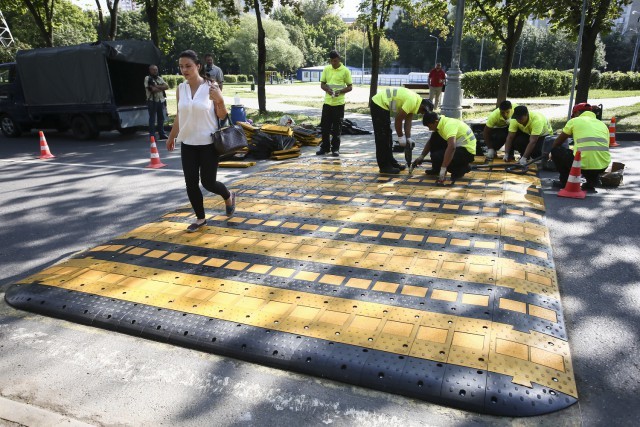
[211,115,248,156]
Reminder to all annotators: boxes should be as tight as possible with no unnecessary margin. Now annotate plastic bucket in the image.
[230,105,246,124]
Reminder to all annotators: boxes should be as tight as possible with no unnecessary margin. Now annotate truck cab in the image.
[0,62,28,137]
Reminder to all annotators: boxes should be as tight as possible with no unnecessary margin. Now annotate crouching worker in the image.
[483,100,516,160]
[370,87,433,174]
[503,105,552,166]
[550,103,610,192]
[413,112,476,184]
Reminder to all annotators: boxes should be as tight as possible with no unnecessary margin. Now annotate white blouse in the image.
[176,81,219,146]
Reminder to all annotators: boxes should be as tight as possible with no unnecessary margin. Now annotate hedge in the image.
[597,71,640,90]
[163,75,184,89]
[237,74,248,82]
[224,74,238,83]
[461,69,572,98]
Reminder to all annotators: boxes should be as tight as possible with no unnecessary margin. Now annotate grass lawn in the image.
[549,103,640,132]
[544,89,640,100]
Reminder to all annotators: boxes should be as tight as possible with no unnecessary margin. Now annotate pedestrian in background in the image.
[204,53,224,89]
[166,50,236,232]
[145,65,169,140]
[428,63,447,109]
[317,50,352,156]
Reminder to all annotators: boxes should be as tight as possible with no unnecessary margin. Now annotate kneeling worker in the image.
[413,112,476,183]
[551,103,610,192]
[504,105,552,166]
[370,87,433,174]
[483,100,516,160]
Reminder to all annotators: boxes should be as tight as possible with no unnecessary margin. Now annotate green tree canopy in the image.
[226,14,304,75]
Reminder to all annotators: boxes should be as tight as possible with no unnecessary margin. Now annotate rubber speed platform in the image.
[6,158,577,416]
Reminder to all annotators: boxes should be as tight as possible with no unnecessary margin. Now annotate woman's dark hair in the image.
[178,50,212,81]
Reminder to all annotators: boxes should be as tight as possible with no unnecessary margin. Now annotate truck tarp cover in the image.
[16,40,160,106]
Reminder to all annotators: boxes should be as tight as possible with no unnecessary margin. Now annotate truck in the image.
[0,40,161,139]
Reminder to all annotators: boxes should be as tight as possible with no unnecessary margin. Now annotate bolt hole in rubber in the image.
[6,158,576,416]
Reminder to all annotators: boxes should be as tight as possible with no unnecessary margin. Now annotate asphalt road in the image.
[0,125,638,426]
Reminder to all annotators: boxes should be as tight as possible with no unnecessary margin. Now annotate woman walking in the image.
[166,50,235,232]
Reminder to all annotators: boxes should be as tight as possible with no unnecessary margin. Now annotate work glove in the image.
[486,148,496,160]
[413,155,425,166]
[503,153,513,162]
[406,137,414,147]
[397,135,407,147]
[436,167,447,184]
[519,156,528,166]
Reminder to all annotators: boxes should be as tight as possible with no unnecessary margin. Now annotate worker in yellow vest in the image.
[504,105,552,165]
[483,100,517,160]
[370,87,433,174]
[551,103,611,192]
[317,50,353,156]
[413,112,476,183]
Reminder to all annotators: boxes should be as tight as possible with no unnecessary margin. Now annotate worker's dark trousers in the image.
[513,131,545,158]
[429,132,475,177]
[148,100,165,137]
[551,146,605,187]
[486,127,509,151]
[320,104,344,153]
[370,102,401,170]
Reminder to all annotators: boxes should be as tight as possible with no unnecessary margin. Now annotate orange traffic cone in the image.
[558,150,586,199]
[38,131,55,159]
[609,117,619,147]
[145,136,167,168]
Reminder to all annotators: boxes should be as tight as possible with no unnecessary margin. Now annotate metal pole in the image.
[567,0,588,120]
[362,28,365,85]
[479,37,484,70]
[429,35,439,67]
[632,31,640,71]
[440,0,465,119]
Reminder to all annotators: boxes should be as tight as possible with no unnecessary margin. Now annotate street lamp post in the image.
[429,35,439,67]
[440,0,465,119]
[631,12,640,71]
[362,27,366,85]
[479,37,484,71]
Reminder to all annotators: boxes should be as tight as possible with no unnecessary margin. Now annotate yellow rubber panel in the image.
[8,158,577,416]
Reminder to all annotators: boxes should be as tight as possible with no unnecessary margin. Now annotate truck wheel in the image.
[1,114,22,137]
[71,115,98,140]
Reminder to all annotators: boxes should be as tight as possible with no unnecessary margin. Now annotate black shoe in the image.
[316,149,328,155]
[581,183,597,193]
[331,151,340,157]
[158,134,169,140]
[186,220,206,233]
[225,192,236,217]
[425,169,439,176]
[379,167,400,174]
[394,164,407,171]
[551,180,565,189]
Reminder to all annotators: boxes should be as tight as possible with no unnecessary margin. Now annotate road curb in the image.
[0,396,93,427]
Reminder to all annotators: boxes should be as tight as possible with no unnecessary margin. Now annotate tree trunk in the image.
[95,0,106,41]
[369,33,381,101]
[24,0,54,47]
[576,29,598,103]
[145,0,160,48]
[496,17,523,106]
[255,0,266,113]
[107,0,120,41]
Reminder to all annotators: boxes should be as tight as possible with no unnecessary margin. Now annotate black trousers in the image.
[551,146,606,187]
[513,131,545,158]
[428,132,475,177]
[486,127,509,151]
[181,143,231,219]
[320,104,344,152]
[148,100,165,137]
[370,102,402,170]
